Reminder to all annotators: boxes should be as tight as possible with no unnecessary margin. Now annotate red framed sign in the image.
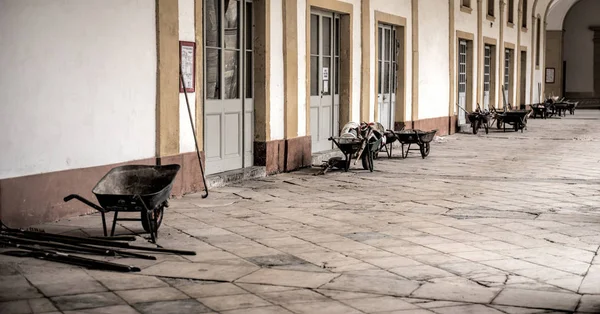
[179,41,196,93]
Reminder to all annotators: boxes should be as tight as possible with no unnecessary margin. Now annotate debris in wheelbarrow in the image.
[63,164,181,243]
[322,122,382,173]
[394,129,438,159]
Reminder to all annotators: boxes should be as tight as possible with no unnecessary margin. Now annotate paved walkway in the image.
[3,110,600,314]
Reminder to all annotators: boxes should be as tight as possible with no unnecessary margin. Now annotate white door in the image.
[204,0,254,175]
[483,45,491,109]
[458,40,467,125]
[378,24,397,130]
[310,11,340,152]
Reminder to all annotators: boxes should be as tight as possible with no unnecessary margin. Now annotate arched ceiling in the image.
[544,0,581,30]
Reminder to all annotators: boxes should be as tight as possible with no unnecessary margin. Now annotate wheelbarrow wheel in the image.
[420,142,431,158]
[472,120,480,134]
[141,205,164,234]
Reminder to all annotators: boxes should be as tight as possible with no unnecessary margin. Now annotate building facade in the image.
[1,0,594,227]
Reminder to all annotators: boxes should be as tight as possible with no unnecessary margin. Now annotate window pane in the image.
[245,2,253,50]
[392,29,397,62]
[246,51,253,98]
[224,0,239,49]
[384,29,391,61]
[205,0,220,47]
[335,57,339,95]
[323,57,331,95]
[384,62,390,93]
[323,17,331,56]
[311,15,319,55]
[378,61,382,93]
[335,18,340,56]
[378,28,383,60]
[224,50,239,99]
[206,48,221,99]
[311,56,319,95]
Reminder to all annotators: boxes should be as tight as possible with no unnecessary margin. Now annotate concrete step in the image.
[206,166,266,189]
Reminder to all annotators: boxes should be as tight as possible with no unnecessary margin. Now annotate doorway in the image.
[520,50,527,106]
[458,40,468,125]
[503,48,513,107]
[377,23,398,130]
[483,45,492,109]
[309,9,341,152]
[204,0,254,175]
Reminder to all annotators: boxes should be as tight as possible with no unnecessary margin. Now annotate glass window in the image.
[206,49,221,99]
[323,17,331,56]
[224,50,239,99]
[224,0,239,49]
[311,56,319,96]
[310,15,319,55]
[206,0,220,47]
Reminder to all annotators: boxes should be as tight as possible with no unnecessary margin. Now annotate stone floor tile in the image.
[134,299,213,314]
[375,310,435,314]
[177,282,248,298]
[221,305,294,314]
[411,301,468,308]
[115,287,188,304]
[258,289,329,304]
[492,288,581,311]
[410,254,467,266]
[51,292,125,311]
[235,269,338,288]
[282,301,363,314]
[88,272,168,291]
[411,282,500,303]
[468,241,524,251]
[0,276,42,301]
[315,289,380,300]
[576,294,600,313]
[431,304,505,314]
[236,283,298,294]
[481,259,542,271]
[198,293,271,311]
[451,251,507,262]
[423,243,480,253]
[389,265,456,280]
[578,265,600,294]
[63,304,141,314]
[546,276,584,292]
[0,300,30,314]
[363,256,422,269]
[384,246,440,256]
[489,305,549,313]
[28,298,57,313]
[141,261,259,282]
[320,274,420,296]
[341,296,419,312]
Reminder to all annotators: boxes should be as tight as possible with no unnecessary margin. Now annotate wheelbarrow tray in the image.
[93,165,181,212]
[395,129,437,144]
[329,137,363,156]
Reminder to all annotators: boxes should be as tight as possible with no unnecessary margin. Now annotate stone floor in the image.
[3,110,600,314]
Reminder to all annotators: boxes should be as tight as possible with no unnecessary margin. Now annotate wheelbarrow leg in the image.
[100,212,108,237]
[110,211,119,237]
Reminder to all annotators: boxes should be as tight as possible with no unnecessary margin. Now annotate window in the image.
[488,0,494,17]
[508,0,514,24]
[535,17,541,66]
[522,0,528,28]
[462,0,470,8]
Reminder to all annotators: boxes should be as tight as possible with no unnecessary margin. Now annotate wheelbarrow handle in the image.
[64,194,105,213]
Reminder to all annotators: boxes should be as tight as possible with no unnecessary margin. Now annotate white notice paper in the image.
[323,81,329,93]
[322,68,329,80]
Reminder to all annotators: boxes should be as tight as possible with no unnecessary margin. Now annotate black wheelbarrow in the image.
[394,129,438,159]
[64,164,180,243]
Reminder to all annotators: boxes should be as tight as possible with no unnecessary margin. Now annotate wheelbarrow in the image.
[64,164,181,243]
[394,129,438,159]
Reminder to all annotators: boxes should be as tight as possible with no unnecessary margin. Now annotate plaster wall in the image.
[270,0,285,140]
[563,0,599,94]
[179,0,197,153]
[371,0,413,122]
[0,0,157,180]
[546,0,577,31]
[418,0,450,120]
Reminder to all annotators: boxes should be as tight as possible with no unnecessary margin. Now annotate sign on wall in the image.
[545,67,555,84]
[180,41,195,93]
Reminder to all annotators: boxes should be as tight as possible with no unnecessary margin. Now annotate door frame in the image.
[503,42,516,107]
[374,11,407,131]
[306,0,352,139]
[482,37,497,109]
[518,46,527,107]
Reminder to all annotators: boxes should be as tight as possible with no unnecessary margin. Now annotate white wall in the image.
[419,0,450,119]
[0,0,157,180]
[270,0,285,140]
[297,0,307,136]
[371,0,413,122]
[563,0,599,94]
[179,0,197,152]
